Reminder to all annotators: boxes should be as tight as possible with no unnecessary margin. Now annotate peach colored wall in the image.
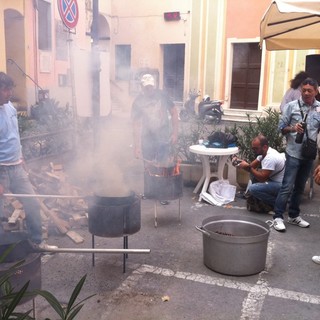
[110,0,191,87]
[226,0,270,38]
[0,0,24,72]
[224,0,278,110]
[0,0,111,116]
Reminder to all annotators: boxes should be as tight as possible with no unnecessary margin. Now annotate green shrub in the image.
[230,108,286,162]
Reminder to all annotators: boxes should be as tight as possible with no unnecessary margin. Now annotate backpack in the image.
[246,195,273,213]
[206,132,237,148]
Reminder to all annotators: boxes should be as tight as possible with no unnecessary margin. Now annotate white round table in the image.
[189,145,239,201]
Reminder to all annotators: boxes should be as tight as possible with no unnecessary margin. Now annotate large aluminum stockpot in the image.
[196,215,270,276]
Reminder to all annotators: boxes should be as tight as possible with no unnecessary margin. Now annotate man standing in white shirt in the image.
[0,72,57,250]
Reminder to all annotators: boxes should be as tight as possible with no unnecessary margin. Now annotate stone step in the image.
[222,109,262,123]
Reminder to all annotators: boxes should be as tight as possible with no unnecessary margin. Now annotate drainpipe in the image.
[91,0,100,151]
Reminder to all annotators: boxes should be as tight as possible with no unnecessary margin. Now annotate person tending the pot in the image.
[0,72,57,250]
[131,73,179,205]
[232,135,285,213]
[272,77,320,232]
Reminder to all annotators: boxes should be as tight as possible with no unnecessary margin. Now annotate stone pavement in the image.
[18,112,320,320]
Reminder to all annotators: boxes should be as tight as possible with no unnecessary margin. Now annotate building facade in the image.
[110,0,320,119]
[1,0,319,121]
[0,0,112,118]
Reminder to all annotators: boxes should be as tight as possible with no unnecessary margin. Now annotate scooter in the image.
[179,89,200,122]
[198,95,224,124]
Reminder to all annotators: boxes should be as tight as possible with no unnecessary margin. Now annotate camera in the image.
[295,113,308,144]
[295,121,306,144]
[232,159,242,166]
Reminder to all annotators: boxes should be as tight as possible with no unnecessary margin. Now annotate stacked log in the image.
[2,162,88,243]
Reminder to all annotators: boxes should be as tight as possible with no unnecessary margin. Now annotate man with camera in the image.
[272,78,320,232]
[232,135,285,213]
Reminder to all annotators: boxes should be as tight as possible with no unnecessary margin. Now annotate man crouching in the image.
[233,135,285,213]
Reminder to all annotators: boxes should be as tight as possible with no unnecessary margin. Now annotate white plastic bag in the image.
[201,180,236,206]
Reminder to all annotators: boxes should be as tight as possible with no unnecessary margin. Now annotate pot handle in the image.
[195,225,211,236]
[265,220,274,228]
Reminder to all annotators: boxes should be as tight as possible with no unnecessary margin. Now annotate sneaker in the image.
[160,200,169,205]
[288,216,310,228]
[312,256,320,265]
[273,218,286,232]
[35,241,58,251]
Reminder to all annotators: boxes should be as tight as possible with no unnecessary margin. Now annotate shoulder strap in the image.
[297,100,305,119]
[269,164,285,181]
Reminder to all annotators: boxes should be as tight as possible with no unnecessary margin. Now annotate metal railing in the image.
[21,128,75,163]
[7,58,49,99]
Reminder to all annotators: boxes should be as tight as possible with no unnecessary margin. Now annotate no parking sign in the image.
[57,0,79,29]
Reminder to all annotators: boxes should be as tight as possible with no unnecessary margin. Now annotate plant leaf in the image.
[69,294,96,314]
[9,310,34,319]
[34,290,65,318]
[65,275,86,314]
[2,281,30,319]
[65,304,84,320]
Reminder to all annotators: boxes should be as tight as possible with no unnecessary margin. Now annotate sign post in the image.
[91,0,100,151]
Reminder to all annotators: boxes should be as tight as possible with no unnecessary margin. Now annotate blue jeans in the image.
[0,164,42,244]
[273,153,313,220]
[249,180,281,207]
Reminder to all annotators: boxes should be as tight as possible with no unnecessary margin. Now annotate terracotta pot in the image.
[236,167,250,189]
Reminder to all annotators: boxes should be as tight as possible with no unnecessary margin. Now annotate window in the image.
[230,42,261,110]
[115,45,131,80]
[56,20,68,61]
[38,0,52,50]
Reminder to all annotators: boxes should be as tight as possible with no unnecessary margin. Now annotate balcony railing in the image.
[21,128,75,163]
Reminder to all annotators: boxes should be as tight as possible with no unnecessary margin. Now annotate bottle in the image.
[295,113,308,144]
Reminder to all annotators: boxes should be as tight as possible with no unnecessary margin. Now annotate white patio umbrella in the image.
[260,0,320,50]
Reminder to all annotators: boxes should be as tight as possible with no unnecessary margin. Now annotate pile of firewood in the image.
[2,162,88,243]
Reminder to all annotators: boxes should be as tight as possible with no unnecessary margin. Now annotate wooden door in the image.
[230,43,261,110]
[163,44,185,101]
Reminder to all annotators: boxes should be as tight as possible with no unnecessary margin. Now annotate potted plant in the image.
[0,247,94,319]
[229,108,286,188]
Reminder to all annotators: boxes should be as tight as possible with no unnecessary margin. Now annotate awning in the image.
[260,0,320,50]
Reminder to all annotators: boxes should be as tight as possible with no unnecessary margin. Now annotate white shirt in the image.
[256,147,286,183]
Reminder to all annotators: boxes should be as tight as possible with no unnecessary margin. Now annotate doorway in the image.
[230,43,261,110]
[4,9,27,108]
[163,44,185,102]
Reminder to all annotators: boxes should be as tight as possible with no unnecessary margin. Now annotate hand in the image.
[134,146,142,159]
[20,158,30,174]
[171,132,178,145]
[231,156,241,166]
[295,122,305,134]
[238,160,251,171]
[231,156,238,163]
[314,165,320,185]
